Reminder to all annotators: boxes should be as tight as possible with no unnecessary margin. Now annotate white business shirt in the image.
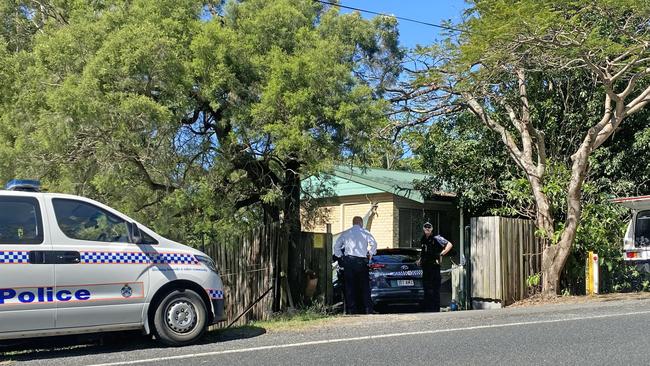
[334,225,378,258]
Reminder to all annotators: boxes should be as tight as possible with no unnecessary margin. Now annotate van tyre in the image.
[153,289,207,346]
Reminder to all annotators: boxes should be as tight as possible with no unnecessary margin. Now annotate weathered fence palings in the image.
[470,216,541,306]
[204,223,334,327]
[206,222,281,328]
[296,232,333,305]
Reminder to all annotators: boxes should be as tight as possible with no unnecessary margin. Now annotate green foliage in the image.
[404,0,650,294]
[526,272,541,289]
[414,112,515,215]
[480,152,644,293]
[559,193,627,293]
[460,0,649,74]
[590,108,650,197]
[0,0,400,246]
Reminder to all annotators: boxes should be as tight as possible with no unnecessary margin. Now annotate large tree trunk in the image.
[541,144,590,296]
[283,157,302,306]
[263,203,280,223]
[529,175,554,237]
[264,203,283,311]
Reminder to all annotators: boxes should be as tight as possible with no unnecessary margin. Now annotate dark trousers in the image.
[422,264,441,312]
[342,256,372,314]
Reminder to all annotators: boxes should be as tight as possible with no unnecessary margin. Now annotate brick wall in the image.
[302,194,461,251]
[301,193,397,248]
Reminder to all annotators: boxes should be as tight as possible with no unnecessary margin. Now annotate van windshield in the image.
[635,211,650,247]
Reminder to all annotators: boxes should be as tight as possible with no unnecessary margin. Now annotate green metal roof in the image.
[302,165,455,203]
[302,174,383,197]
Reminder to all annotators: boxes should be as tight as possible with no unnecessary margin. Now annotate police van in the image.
[0,180,225,346]
[613,195,650,269]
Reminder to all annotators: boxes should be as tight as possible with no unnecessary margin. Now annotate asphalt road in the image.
[3,298,650,366]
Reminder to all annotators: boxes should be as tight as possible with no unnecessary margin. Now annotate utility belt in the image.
[342,255,369,266]
[422,257,441,266]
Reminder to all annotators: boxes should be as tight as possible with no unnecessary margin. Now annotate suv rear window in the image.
[0,196,44,245]
[636,210,650,246]
[372,253,419,264]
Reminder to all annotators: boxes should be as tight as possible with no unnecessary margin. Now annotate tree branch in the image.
[463,93,531,174]
[130,157,177,192]
[625,85,650,115]
[619,67,650,98]
[235,194,262,210]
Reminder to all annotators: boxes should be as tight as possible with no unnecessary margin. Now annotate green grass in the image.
[251,304,339,331]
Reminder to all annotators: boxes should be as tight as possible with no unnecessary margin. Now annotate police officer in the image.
[334,216,378,314]
[416,222,453,312]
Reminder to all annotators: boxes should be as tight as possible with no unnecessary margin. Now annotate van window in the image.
[138,230,158,245]
[635,210,650,247]
[0,197,44,245]
[53,199,130,243]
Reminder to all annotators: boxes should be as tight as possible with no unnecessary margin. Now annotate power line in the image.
[313,0,465,33]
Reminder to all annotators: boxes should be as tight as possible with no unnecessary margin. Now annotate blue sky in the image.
[338,0,468,49]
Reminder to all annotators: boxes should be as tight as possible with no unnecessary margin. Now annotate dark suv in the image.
[368,248,423,311]
[333,248,424,312]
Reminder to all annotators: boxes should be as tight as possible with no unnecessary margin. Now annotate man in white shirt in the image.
[334,216,378,314]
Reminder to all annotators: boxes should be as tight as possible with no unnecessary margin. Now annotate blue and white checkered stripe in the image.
[148,253,198,265]
[379,270,423,277]
[207,289,224,300]
[80,252,198,265]
[81,251,150,264]
[0,251,29,264]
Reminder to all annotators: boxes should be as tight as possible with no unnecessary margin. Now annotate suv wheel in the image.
[153,289,207,346]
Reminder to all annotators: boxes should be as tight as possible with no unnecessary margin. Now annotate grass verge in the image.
[251,304,339,332]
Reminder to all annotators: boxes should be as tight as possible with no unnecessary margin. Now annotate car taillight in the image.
[626,251,639,259]
[369,263,385,270]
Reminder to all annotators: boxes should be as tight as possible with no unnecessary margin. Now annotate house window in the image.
[398,209,439,248]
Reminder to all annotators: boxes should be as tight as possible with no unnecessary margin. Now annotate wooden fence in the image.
[295,232,334,306]
[203,223,334,327]
[203,222,281,327]
[470,216,541,307]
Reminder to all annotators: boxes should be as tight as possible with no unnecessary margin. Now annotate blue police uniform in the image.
[420,234,448,312]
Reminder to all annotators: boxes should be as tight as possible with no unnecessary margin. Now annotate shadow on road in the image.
[0,326,266,363]
[377,304,422,314]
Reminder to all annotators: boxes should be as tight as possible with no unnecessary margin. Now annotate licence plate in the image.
[397,280,414,287]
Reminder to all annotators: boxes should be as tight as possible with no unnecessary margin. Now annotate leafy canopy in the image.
[0,0,400,244]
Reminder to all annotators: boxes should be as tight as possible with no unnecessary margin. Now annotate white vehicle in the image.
[0,180,225,346]
[612,195,650,268]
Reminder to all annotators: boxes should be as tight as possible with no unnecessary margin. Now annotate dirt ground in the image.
[509,291,650,307]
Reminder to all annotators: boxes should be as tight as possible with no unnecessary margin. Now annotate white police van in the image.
[613,195,650,269]
[0,180,225,346]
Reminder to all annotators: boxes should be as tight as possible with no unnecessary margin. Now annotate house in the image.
[301,166,463,250]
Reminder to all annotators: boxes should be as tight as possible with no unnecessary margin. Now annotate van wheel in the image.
[153,289,207,346]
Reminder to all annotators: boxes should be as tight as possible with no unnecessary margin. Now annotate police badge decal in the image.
[121,284,133,298]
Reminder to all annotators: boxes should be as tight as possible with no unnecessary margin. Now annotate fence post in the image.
[326,224,333,305]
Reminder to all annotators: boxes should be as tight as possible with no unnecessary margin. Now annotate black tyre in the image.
[153,289,207,346]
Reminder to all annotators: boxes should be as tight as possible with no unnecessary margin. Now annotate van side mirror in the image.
[130,222,144,244]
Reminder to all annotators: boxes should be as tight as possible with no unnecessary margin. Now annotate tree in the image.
[189,0,401,303]
[0,0,400,305]
[391,0,650,295]
[411,112,516,216]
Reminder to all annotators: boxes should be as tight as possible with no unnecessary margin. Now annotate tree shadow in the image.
[203,325,266,343]
[0,326,266,363]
